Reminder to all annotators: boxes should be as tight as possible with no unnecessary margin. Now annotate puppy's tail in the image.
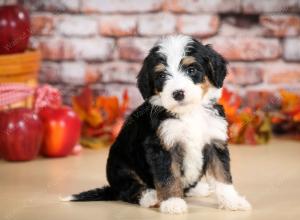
[60,186,117,202]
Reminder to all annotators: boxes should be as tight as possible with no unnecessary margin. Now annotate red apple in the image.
[0,108,43,161]
[39,106,81,157]
[0,5,30,54]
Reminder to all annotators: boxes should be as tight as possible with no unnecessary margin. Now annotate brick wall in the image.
[15,0,300,108]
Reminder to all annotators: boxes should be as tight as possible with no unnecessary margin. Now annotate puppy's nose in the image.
[172,90,185,101]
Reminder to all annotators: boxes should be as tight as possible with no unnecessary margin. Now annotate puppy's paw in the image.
[139,189,158,208]
[160,197,188,214]
[186,182,213,197]
[218,195,252,211]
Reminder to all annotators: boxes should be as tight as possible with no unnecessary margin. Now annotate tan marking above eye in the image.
[154,63,166,73]
[180,56,197,66]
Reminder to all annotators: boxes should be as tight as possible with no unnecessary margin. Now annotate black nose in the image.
[172,90,185,101]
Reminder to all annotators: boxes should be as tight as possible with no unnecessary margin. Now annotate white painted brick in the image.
[58,16,98,37]
[61,62,86,85]
[177,15,219,37]
[70,38,115,61]
[82,0,163,13]
[284,39,300,61]
[99,61,141,83]
[138,13,176,36]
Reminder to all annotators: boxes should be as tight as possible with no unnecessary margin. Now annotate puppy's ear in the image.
[204,44,228,88]
[137,55,153,100]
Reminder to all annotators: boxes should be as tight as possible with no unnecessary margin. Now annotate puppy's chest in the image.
[158,107,228,187]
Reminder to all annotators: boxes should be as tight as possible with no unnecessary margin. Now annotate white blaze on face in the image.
[156,36,201,114]
[157,35,192,75]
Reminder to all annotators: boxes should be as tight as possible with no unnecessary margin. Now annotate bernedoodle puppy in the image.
[62,35,251,214]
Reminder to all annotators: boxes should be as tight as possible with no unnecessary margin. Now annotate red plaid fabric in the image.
[0,83,34,107]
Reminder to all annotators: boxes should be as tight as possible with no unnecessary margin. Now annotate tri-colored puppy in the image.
[62,35,251,214]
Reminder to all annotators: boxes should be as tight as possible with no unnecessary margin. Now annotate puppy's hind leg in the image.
[202,143,252,211]
[108,167,150,205]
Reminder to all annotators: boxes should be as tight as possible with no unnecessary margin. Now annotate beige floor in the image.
[0,139,300,220]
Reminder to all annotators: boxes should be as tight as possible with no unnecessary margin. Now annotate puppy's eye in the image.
[156,72,167,80]
[186,67,196,75]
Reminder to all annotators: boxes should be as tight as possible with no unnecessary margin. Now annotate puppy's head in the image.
[137,35,227,114]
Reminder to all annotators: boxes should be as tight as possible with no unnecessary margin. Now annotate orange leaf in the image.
[280,90,300,112]
[74,86,94,112]
[72,86,103,127]
[96,96,119,124]
[119,90,129,116]
[293,112,300,122]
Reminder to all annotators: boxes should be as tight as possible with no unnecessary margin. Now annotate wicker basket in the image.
[0,50,41,109]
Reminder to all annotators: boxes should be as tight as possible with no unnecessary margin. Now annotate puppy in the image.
[62,35,251,214]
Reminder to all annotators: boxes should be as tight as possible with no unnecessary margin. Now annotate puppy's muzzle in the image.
[172,90,185,101]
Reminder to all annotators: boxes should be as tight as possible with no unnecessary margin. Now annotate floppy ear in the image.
[204,44,228,88]
[137,56,153,100]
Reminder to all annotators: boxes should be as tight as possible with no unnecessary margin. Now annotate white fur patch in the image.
[158,105,228,188]
[157,35,192,73]
[160,197,188,214]
[186,182,213,197]
[59,195,74,202]
[139,189,158,208]
[215,182,252,211]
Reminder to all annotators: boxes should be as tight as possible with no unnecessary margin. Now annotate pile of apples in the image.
[0,85,81,161]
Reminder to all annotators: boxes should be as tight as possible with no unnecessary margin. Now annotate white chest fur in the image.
[158,105,228,188]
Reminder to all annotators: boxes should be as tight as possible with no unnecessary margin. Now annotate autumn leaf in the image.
[72,87,103,127]
[72,86,130,148]
[96,96,119,124]
[219,88,242,122]
[280,90,300,111]
[220,87,272,145]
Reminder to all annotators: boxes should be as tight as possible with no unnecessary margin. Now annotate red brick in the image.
[99,62,141,83]
[22,0,80,12]
[70,38,115,61]
[39,62,61,83]
[283,39,300,61]
[164,0,240,13]
[31,13,55,36]
[262,62,300,84]
[219,23,263,37]
[138,13,176,36]
[225,63,263,86]
[118,38,158,62]
[58,16,98,37]
[260,15,300,37]
[37,37,74,60]
[242,0,300,13]
[85,65,101,84]
[99,16,137,37]
[219,15,264,37]
[205,37,282,61]
[177,15,219,37]
[82,0,163,13]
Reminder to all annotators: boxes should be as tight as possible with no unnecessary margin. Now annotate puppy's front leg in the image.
[203,142,251,211]
[146,142,187,214]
